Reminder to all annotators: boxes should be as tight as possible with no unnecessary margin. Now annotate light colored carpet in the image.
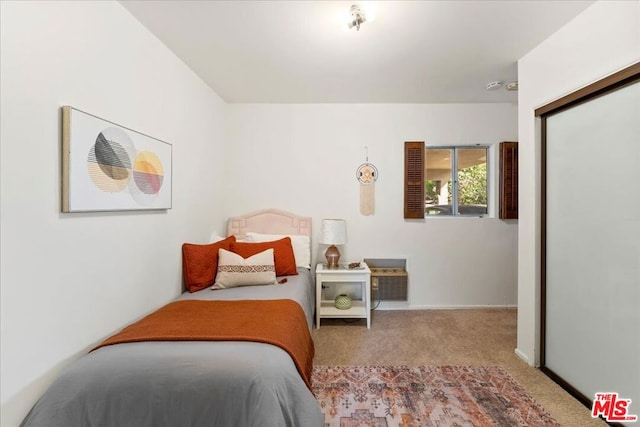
[311,309,604,426]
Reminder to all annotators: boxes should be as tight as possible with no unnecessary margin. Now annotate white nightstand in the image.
[315,262,371,329]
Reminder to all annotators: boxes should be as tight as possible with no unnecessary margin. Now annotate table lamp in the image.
[319,219,347,269]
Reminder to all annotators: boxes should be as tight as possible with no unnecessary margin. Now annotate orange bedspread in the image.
[93,299,315,390]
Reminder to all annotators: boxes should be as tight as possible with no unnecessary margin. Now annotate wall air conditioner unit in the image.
[364,258,408,301]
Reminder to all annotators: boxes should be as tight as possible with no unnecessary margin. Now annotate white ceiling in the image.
[120,0,594,104]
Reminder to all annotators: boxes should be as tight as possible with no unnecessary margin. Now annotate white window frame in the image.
[424,144,493,217]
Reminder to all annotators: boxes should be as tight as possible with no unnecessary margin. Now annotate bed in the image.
[21,209,323,427]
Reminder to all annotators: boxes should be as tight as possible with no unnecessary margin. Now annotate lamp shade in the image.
[319,219,347,245]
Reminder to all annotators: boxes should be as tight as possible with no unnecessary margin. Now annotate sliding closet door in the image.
[543,76,639,420]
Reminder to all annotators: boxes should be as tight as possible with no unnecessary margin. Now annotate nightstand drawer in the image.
[317,272,367,282]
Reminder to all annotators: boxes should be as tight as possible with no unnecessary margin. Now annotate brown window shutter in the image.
[404,141,425,219]
[499,141,518,219]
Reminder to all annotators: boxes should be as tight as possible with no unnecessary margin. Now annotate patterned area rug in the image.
[312,365,559,427]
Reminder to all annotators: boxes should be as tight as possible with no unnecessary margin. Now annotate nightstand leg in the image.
[316,273,321,329]
[366,275,371,329]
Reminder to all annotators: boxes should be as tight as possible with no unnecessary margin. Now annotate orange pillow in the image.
[231,237,298,277]
[182,236,236,292]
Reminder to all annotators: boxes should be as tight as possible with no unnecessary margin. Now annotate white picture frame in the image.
[61,106,172,212]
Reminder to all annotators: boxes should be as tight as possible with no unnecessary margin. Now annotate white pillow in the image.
[212,248,276,289]
[245,232,311,269]
[210,232,246,243]
[209,233,225,243]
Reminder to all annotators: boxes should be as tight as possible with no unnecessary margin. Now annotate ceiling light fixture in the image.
[347,4,366,31]
[486,81,503,91]
[506,81,519,91]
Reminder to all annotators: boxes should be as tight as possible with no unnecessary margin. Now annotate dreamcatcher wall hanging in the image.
[356,146,378,216]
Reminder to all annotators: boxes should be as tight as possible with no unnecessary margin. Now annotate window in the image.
[404,142,489,218]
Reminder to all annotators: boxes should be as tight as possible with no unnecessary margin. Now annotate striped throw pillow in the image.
[212,248,276,289]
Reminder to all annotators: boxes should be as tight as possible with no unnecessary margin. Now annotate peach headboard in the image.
[227,209,312,239]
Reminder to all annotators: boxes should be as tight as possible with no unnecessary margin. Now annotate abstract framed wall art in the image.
[61,106,172,212]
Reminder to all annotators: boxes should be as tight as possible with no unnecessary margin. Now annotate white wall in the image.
[226,104,518,309]
[0,2,228,426]
[516,0,640,366]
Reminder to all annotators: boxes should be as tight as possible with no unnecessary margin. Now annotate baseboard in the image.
[374,302,517,310]
[514,348,534,366]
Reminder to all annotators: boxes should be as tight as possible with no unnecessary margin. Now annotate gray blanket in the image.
[21,269,323,427]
